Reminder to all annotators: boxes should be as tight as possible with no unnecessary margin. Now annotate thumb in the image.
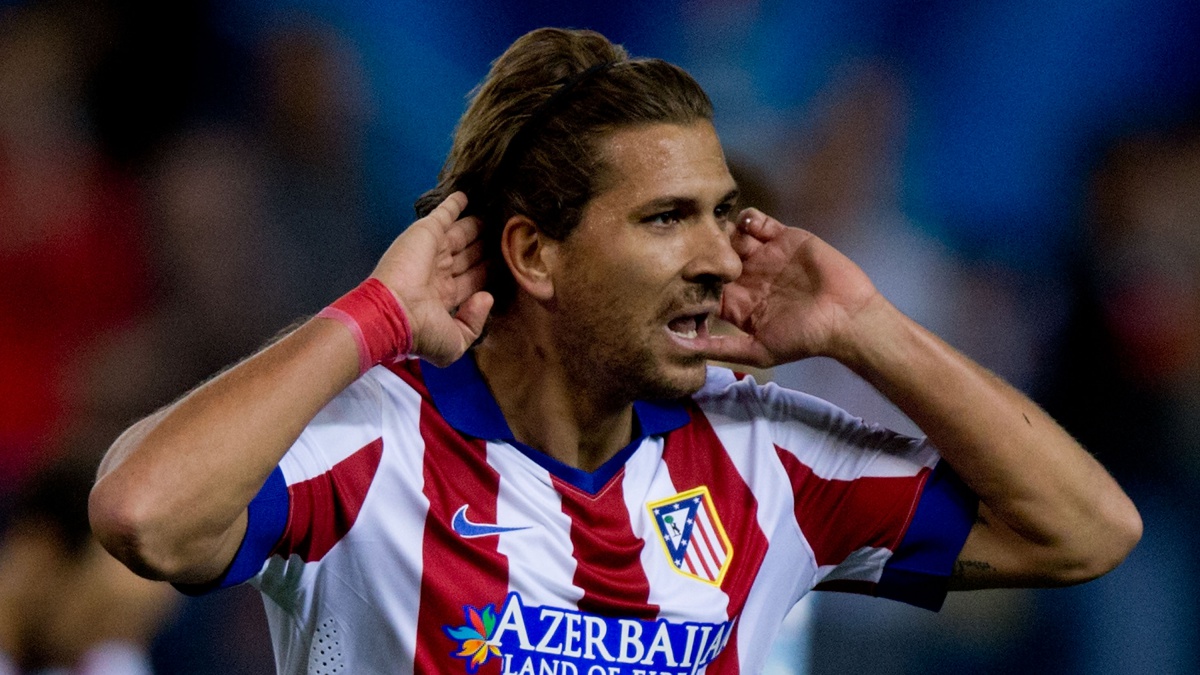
[701,334,772,369]
[454,291,495,345]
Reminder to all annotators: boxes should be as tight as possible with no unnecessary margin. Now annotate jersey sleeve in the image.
[754,376,977,611]
[175,371,387,595]
[871,459,976,609]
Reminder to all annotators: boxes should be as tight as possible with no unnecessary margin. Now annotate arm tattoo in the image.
[952,559,996,579]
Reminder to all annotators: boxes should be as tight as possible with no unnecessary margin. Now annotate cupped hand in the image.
[704,208,883,368]
[370,192,494,366]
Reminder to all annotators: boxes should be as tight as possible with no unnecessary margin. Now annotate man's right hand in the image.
[370,192,493,366]
[91,193,493,584]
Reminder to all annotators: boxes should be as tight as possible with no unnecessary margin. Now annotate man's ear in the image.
[500,215,557,301]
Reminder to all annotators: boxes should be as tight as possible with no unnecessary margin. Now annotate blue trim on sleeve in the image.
[876,460,978,611]
[226,466,289,586]
[173,467,289,596]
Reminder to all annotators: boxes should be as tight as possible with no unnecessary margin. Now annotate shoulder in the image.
[693,366,935,465]
[311,360,430,422]
[693,365,858,429]
[284,366,415,474]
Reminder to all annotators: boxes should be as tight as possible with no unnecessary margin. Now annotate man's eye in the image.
[646,210,682,226]
[714,203,734,220]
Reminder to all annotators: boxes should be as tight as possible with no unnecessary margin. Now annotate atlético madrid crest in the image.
[647,486,733,586]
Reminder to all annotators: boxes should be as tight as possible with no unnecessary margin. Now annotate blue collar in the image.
[421,354,690,494]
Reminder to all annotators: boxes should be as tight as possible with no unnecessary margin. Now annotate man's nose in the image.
[685,216,743,285]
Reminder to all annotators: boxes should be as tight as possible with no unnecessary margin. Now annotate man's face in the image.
[548,121,742,401]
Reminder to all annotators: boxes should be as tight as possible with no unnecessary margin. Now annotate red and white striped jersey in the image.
[211,357,976,674]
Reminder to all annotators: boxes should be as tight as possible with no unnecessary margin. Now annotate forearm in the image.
[833,294,1141,584]
[89,194,489,584]
[90,317,360,583]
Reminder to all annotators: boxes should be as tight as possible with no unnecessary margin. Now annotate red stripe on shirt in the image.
[272,438,383,562]
[553,472,658,621]
[386,359,431,398]
[775,444,929,567]
[695,517,720,569]
[414,394,510,674]
[691,538,715,580]
[662,403,770,674]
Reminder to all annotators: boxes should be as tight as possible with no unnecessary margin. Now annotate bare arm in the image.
[834,295,1140,588]
[705,208,1141,588]
[89,193,492,584]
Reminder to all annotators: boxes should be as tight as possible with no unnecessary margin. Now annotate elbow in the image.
[1094,497,1143,577]
[1055,497,1143,586]
[89,475,192,582]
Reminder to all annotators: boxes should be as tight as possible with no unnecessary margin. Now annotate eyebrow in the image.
[637,188,741,214]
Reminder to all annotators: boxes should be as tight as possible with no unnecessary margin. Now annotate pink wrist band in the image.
[317,278,413,376]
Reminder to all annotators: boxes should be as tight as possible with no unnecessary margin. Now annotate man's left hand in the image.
[705,208,882,368]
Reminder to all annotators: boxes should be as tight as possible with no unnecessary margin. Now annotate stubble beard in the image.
[556,314,708,405]
[553,276,717,405]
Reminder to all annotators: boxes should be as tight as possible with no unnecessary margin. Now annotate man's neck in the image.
[473,317,635,473]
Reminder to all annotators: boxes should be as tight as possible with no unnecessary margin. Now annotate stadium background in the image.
[1,0,1197,672]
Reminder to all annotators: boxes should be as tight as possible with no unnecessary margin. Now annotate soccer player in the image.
[90,28,1140,674]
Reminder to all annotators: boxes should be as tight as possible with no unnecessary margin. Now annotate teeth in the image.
[668,313,704,340]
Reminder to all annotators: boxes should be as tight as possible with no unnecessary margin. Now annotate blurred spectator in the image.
[3,1,1193,671]
[82,15,379,421]
[0,453,178,674]
[1040,114,1200,674]
[66,16,384,675]
[0,1,151,497]
[771,61,973,436]
[762,61,1060,674]
[1055,123,1200,484]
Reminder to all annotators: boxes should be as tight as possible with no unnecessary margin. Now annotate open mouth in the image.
[667,313,711,340]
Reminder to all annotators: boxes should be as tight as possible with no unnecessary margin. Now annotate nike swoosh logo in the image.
[450,505,531,538]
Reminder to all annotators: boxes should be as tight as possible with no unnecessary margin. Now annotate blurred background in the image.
[0,0,1197,673]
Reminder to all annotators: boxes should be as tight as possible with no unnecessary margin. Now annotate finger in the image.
[730,227,761,259]
[718,284,757,327]
[438,218,482,263]
[454,291,495,344]
[450,260,489,306]
[700,334,773,368]
[426,191,469,229]
[737,208,786,242]
[444,239,485,275]
[445,214,484,252]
